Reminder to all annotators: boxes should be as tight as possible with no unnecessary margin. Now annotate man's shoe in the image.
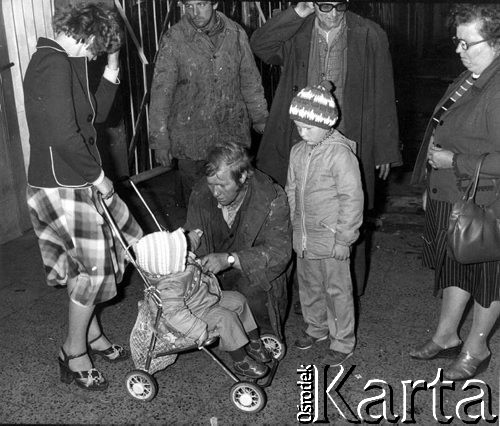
[294,331,328,350]
[409,339,463,360]
[247,342,272,363]
[233,356,269,379]
[321,350,353,367]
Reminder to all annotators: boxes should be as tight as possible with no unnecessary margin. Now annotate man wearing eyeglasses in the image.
[251,1,401,299]
[149,1,269,206]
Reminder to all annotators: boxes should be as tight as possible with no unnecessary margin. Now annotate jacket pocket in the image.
[319,220,337,257]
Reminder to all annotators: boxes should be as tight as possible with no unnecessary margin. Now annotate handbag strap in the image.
[466,153,488,201]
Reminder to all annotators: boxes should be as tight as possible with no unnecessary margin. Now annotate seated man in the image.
[185,142,292,338]
[134,228,271,379]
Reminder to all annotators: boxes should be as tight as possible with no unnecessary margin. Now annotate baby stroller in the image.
[98,180,285,413]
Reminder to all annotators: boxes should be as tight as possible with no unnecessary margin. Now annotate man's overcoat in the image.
[251,8,401,208]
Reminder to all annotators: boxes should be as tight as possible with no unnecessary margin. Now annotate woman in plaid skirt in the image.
[24,4,143,390]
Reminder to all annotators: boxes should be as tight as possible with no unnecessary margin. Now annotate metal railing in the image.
[116,0,292,182]
[115,1,415,181]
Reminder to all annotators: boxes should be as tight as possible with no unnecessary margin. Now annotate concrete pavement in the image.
[0,170,498,424]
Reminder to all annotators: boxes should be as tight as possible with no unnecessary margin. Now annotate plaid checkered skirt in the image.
[27,186,143,306]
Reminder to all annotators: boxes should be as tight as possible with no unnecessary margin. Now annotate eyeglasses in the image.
[452,36,491,51]
[315,2,348,13]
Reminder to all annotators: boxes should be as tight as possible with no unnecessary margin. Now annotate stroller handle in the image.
[97,192,140,269]
[97,192,155,291]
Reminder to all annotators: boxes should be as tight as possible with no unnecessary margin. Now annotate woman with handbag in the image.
[24,4,143,390]
[409,3,500,381]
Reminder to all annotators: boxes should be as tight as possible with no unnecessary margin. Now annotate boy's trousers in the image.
[297,256,356,354]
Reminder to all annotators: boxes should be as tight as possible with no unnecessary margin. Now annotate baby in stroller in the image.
[134,227,271,379]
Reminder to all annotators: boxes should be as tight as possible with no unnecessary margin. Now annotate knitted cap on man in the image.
[289,81,338,129]
[134,228,187,276]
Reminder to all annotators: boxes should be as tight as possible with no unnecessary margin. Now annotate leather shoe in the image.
[444,352,491,381]
[247,342,272,363]
[294,330,328,350]
[409,339,462,360]
[233,356,269,379]
[321,350,353,367]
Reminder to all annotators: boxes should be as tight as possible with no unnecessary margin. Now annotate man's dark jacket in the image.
[184,170,292,336]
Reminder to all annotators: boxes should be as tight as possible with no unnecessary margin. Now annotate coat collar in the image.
[179,11,230,42]
[473,54,500,90]
[36,37,67,55]
[237,169,278,238]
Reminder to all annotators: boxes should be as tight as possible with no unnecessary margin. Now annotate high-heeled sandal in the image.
[88,333,129,363]
[58,347,108,391]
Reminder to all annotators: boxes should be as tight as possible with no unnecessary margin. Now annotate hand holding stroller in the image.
[133,228,272,379]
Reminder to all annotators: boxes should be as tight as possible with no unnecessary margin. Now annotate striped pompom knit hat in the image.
[134,228,187,276]
[289,81,338,129]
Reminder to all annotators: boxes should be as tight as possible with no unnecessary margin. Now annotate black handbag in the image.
[447,154,500,264]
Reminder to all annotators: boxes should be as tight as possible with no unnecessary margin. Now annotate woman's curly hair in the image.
[53,3,123,55]
[450,4,500,49]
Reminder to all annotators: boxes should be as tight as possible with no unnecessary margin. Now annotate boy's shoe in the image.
[233,356,269,379]
[321,350,353,367]
[294,330,328,350]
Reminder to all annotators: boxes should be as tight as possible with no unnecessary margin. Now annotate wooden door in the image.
[0,1,45,243]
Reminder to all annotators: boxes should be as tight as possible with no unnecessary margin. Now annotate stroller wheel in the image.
[125,370,158,402]
[230,382,266,413]
[260,334,286,361]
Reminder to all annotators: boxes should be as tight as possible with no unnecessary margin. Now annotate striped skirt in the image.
[423,197,500,307]
[27,186,143,306]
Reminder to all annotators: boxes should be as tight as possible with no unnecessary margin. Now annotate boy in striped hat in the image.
[285,81,364,367]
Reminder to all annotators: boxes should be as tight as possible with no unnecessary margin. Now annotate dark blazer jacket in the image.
[24,38,118,188]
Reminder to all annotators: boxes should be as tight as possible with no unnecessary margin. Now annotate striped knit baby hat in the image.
[134,228,187,275]
[289,81,338,129]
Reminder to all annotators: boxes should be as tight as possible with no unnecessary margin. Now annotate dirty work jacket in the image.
[286,131,364,258]
[251,8,401,208]
[24,38,118,188]
[184,169,292,336]
[185,169,292,291]
[149,12,268,160]
[411,55,500,207]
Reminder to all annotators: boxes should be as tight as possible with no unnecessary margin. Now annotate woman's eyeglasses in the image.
[452,36,490,51]
[315,2,348,13]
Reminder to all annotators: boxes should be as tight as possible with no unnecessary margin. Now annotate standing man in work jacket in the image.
[251,1,401,297]
[149,0,269,206]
